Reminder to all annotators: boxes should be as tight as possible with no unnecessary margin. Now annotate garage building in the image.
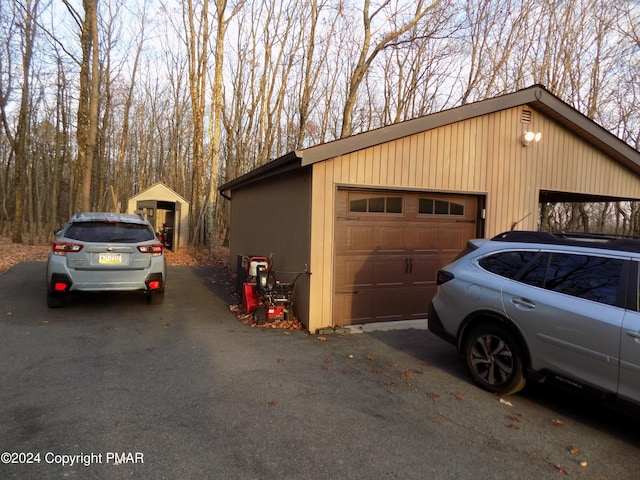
[219,85,640,333]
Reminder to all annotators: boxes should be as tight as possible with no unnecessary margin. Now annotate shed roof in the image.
[130,181,189,204]
[219,85,640,196]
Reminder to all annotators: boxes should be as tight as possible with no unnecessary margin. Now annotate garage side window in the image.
[419,198,464,215]
[349,194,403,214]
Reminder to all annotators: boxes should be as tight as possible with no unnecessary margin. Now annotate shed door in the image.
[334,190,479,325]
[137,200,157,231]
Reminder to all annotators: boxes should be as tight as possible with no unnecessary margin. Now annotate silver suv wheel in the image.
[463,324,526,395]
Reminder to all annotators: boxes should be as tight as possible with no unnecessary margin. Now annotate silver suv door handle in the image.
[511,297,536,309]
[625,329,640,340]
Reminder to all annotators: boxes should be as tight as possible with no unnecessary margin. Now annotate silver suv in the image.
[46,212,167,307]
[428,231,640,406]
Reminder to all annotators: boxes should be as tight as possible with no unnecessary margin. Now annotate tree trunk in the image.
[77,0,100,212]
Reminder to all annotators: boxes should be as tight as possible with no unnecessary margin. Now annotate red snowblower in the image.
[240,256,306,325]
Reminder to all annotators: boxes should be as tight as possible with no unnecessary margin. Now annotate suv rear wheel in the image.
[463,324,526,395]
[47,292,66,308]
[146,290,165,305]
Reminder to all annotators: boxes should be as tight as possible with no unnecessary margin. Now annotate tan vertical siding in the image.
[307,105,640,333]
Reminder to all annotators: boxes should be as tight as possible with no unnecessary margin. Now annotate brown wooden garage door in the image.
[334,189,479,325]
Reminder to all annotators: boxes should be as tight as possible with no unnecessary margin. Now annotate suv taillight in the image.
[138,244,163,256]
[436,270,455,285]
[52,242,83,256]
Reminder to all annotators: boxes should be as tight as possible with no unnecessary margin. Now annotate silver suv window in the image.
[65,222,155,243]
[528,253,622,306]
[479,250,624,307]
[478,251,538,278]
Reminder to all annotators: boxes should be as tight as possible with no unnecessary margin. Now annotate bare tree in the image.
[112,0,149,211]
[182,0,211,245]
[207,0,244,245]
[66,0,101,212]
[340,0,445,137]
[0,0,41,242]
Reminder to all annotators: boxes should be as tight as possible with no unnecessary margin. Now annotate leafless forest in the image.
[1,0,640,245]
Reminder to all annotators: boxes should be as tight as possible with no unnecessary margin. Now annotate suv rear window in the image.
[65,222,154,243]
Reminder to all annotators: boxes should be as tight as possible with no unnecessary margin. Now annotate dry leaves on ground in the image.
[0,235,229,275]
[0,236,49,275]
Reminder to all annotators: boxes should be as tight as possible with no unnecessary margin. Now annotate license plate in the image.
[99,253,122,265]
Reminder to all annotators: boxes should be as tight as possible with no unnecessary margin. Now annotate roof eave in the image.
[298,85,640,174]
[218,151,302,198]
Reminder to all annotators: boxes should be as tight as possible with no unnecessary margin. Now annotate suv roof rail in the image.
[492,230,640,253]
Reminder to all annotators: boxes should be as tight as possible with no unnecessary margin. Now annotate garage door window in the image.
[419,198,464,216]
[349,194,403,214]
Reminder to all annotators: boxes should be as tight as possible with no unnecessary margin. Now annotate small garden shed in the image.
[219,85,640,333]
[128,182,190,251]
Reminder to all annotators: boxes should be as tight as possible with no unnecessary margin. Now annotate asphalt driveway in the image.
[1,262,639,480]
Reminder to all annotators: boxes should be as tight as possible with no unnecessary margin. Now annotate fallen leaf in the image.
[507,415,522,423]
[505,424,520,430]
[499,398,513,407]
[568,447,579,455]
[348,354,354,359]
[579,461,588,467]
[555,464,568,474]
[454,393,464,400]
[432,418,441,424]
[317,336,327,341]
[267,401,279,407]
[366,355,374,361]
[551,418,565,427]
[388,362,398,368]
[401,370,414,381]
[277,358,285,364]
[431,393,441,399]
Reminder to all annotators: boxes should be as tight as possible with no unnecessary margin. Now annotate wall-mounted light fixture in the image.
[521,131,542,147]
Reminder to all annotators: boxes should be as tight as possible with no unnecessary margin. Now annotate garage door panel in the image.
[378,225,405,251]
[340,224,376,254]
[334,291,372,324]
[373,256,405,286]
[372,289,404,321]
[409,256,440,286]
[403,287,433,319]
[335,257,372,291]
[407,225,440,252]
[440,225,475,252]
[334,190,479,326]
